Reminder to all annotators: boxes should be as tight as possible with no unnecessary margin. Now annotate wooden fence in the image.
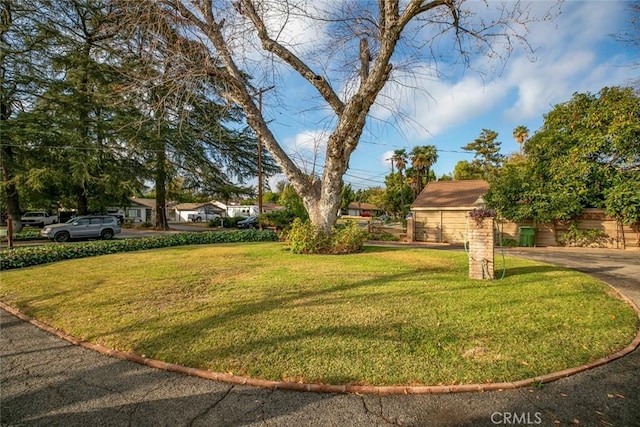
[410,208,639,249]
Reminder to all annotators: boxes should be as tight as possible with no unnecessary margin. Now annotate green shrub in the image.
[500,238,520,247]
[0,230,278,270]
[223,217,244,228]
[371,232,400,242]
[259,210,298,230]
[284,218,328,254]
[0,229,42,242]
[558,223,610,248]
[285,218,366,254]
[208,217,224,227]
[330,220,367,253]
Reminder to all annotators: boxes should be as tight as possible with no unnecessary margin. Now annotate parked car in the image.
[21,211,59,227]
[236,216,259,229]
[188,211,221,222]
[41,215,121,242]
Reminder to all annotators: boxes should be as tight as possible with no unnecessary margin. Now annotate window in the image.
[128,209,141,218]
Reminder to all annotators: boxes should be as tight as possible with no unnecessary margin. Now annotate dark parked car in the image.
[40,215,121,242]
[236,216,259,229]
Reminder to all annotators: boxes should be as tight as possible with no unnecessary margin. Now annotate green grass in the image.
[1,243,637,386]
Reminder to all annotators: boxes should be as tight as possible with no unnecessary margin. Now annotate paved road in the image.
[2,247,639,426]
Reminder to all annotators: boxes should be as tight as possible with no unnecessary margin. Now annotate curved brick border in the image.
[2,280,639,395]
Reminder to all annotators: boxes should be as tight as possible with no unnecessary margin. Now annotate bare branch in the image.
[236,0,345,116]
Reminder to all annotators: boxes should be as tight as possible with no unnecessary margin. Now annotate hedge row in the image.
[0,230,279,271]
[0,229,43,242]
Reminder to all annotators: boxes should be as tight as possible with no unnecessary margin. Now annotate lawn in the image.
[0,242,637,386]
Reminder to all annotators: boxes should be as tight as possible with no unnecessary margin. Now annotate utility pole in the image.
[255,86,274,221]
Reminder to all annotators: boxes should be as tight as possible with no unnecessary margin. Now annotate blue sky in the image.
[250,1,638,191]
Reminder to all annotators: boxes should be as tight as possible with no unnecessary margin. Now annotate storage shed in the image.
[410,180,489,244]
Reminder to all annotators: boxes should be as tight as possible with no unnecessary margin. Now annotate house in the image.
[410,180,489,244]
[173,202,225,222]
[348,202,381,217]
[122,198,157,224]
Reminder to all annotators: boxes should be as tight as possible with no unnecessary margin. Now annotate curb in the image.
[2,293,639,395]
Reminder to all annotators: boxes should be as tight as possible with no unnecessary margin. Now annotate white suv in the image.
[41,215,121,242]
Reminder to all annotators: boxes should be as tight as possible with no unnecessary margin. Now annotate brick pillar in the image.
[406,213,414,242]
[468,216,494,280]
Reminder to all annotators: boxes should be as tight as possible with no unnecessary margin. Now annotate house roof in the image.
[411,180,489,209]
[130,197,156,209]
[348,202,380,211]
[174,202,223,211]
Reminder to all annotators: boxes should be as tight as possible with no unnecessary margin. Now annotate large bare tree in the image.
[117,0,547,234]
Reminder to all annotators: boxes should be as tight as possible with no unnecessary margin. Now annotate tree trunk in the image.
[155,145,169,230]
[76,186,89,215]
[1,144,23,232]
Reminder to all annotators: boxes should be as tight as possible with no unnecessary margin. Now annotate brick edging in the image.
[2,287,639,395]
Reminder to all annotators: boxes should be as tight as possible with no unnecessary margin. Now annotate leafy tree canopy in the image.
[487,86,640,225]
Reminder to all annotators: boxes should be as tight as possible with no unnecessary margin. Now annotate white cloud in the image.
[372,68,508,143]
[369,1,633,143]
[504,50,596,120]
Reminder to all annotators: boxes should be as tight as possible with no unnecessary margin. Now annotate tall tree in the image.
[116,6,278,229]
[114,0,545,235]
[487,87,640,233]
[13,0,145,215]
[0,1,48,231]
[512,125,529,154]
[452,160,484,180]
[409,145,438,197]
[392,148,407,211]
[462,129,505,179]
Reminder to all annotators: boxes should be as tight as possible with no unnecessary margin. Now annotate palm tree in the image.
[513,125,529,154]
[393,149,407,212]
[410,145,438,196]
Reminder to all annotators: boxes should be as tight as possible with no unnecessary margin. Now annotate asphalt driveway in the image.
[2,247,639,426]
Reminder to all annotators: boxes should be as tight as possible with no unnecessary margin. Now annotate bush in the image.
[370,232,400,242]
[259,210,298,230]
[330,220,367,253]
[222,217,244,228]
[500,238,520,247]
[0,229,42,242]
[208,217,224,227]
[0,230,278,270]
[285,218,366,254]
[558,224,611,248]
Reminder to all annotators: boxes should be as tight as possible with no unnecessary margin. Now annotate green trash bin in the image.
[519,226,536,247]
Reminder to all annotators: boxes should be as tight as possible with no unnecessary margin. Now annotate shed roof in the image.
[411,180,489,209]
